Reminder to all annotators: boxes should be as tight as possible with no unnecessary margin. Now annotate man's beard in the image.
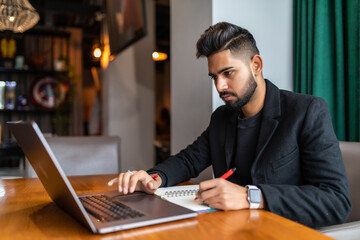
[219,74,257,111]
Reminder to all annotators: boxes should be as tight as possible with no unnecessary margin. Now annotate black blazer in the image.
[150,79,351,228]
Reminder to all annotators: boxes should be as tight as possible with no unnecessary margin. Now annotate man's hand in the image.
[196,178,264,210]
[107,170,161,194]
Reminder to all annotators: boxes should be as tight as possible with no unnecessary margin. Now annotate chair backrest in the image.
[24,136,120,178]
[340,141,360,222]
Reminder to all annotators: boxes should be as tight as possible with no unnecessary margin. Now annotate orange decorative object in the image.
[0,38,17,59]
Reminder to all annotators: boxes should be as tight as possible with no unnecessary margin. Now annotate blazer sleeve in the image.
[148,127,212,187]
[259,97,351,228]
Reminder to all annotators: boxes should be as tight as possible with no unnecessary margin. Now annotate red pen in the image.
[152,173,159,182]
[220,167,237,179]
[195,168,237,200]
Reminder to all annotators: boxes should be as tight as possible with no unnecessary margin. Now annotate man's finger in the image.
[122,172,134,194]
[107,178,118,186]
[129,172,145,193]
[137,172,157,191]
[199,178,218,192]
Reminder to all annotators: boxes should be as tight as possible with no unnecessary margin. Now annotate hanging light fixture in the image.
[0,0,40,33]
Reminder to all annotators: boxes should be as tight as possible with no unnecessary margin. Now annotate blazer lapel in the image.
[253,79,281,168]
[255,118,279,162]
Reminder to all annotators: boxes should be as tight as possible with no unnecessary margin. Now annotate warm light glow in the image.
[93,47,102,58]
[152,51,168,61]
[152,52,159,58]
[100,20,110,69]
[8,16,15,22]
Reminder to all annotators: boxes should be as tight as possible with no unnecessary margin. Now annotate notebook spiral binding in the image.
[164,189,198,197]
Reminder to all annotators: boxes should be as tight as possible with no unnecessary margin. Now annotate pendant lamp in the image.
[0,0,40,33]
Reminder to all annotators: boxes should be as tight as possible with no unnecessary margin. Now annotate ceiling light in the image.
[0,0,40,33]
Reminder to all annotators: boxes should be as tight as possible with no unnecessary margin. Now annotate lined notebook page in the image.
[155,185,216,212]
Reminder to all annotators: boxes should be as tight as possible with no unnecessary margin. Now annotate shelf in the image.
[0,109,55,114]
[0,27,74,141]
[0,27,70,38]
[0,68,68,75]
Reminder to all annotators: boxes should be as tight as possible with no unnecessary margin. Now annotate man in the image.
[108,22,351,228]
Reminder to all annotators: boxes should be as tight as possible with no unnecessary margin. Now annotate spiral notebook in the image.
[155,185,216,212]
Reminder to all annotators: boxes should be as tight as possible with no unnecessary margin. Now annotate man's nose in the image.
[216,76,228,91]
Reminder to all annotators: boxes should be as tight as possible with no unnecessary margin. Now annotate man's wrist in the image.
[246,185,263,209]
[147,170,166,187]
[150,173,162,187]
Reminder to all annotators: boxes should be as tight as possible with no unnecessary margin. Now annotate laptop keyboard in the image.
[79,195,145,222]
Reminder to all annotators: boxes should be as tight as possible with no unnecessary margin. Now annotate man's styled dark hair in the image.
[196,22,260,60]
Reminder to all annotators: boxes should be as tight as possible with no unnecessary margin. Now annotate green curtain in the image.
[293,0,360,141]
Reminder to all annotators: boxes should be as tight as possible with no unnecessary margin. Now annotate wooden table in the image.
[0,174,332,239]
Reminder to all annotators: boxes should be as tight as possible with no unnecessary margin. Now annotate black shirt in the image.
[227,110,263,186]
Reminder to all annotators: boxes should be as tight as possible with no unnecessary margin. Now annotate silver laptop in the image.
[8,121,197,234]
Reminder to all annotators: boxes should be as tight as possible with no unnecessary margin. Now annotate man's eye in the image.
[210,75,217,81]
[224,71,233,76]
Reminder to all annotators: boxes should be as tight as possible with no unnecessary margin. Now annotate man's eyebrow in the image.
[208,66,234,76]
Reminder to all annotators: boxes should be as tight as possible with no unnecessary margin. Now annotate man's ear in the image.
[251,55,263,76]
